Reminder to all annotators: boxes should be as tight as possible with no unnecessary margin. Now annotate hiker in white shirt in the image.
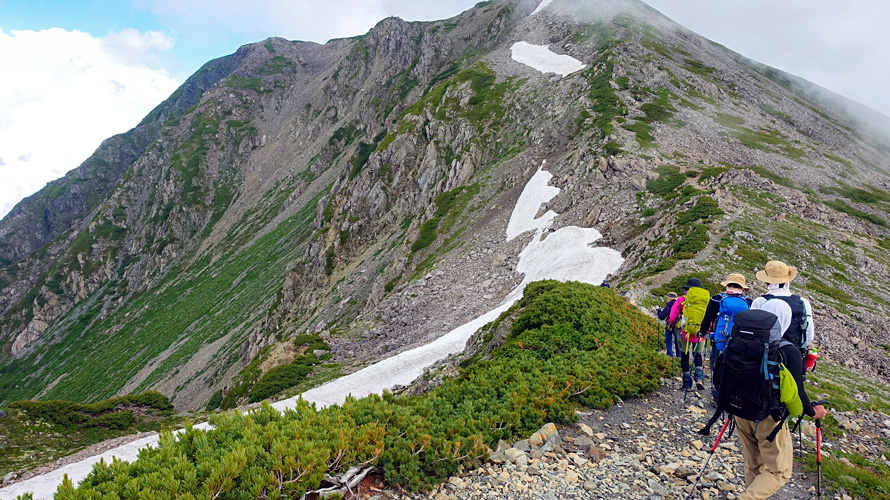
[750,261,815,357]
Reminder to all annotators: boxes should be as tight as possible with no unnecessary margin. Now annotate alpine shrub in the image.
[96,410,135,430]
[672,224,709,255]
[646,166,685,198]
[249,362,315,403]
[677,196,723,224]
[63,281,667,497]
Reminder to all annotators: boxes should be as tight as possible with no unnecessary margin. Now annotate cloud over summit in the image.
[0,27,183,218]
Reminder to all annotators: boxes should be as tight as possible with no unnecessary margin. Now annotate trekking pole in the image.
[683,336,693,399]
[811,400,830,500]
[686,417,733,500]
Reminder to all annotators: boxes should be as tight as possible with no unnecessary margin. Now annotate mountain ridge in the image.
[0,0,888,413]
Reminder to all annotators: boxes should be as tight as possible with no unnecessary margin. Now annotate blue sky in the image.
[1,0,888,218]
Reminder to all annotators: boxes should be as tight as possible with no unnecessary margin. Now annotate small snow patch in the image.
[506,161,559,241]
[510,41,586,77]
[531,0,554,15]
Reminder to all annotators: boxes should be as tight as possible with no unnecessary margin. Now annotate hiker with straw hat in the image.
[697,273,752,404]
[750,261,815,360]
[731,298,827,500]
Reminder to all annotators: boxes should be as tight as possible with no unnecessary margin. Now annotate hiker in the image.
[736,299,827,500]
[697,273,752,401]
[657,292,680,357]
[750,261,815,359]
[669,278,710,390]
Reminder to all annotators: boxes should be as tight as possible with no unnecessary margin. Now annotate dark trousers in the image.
[680,341,704,372]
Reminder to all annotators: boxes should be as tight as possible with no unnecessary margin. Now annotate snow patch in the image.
[0,161,622,500]
[506,161,559,241]
[275,305,512,410]
[531,0,554,15]
[510,41,586,77]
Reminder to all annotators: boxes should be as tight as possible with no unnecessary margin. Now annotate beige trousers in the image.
[734,415,793,500]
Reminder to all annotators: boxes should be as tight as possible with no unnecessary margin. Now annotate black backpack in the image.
[700,309,789,436]
[762,294,808,356]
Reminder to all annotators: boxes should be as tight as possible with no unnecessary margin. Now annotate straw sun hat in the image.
[755,260,798,284]
[720,273,750,291]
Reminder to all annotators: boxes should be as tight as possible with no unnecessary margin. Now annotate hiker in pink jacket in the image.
[668,278,706,390]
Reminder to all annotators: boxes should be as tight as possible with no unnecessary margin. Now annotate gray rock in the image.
[504,448,527,464]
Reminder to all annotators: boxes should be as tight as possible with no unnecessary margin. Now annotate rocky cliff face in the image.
[1,0,888,409]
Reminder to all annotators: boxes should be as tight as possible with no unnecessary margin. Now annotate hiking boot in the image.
[682,373,692,390]
[694,367,705,390]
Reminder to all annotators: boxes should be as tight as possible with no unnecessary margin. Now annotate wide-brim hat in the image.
[720,273,750,291]
[666,292,678,299]
[683,278,702,290]
[755,261,798,284]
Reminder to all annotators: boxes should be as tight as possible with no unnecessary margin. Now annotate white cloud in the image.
[0,28,183,219]
[644,0,890,118]
[134,0,478,45]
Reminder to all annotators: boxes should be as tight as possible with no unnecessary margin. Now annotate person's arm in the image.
[783,344,815,417]
[750,296,765,310]
[669,297,683,325]
[657,300,672,320]
[802,296,815,348]
[698,296,720,337]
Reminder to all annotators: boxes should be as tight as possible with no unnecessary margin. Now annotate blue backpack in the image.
[712,293,750,352]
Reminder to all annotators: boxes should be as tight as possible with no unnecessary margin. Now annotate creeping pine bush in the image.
[676,196,723,224]
[62,281,667,498]
[8,391,172,429]
[646,166,685,199]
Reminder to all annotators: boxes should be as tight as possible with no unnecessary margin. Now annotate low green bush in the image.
[672,224,709,255]
[293,334,324,346]
[96,410,135,430]
[698,166,728,182]
[249,362,314,403]
[646,166,685,198]
[206,390,223,411]
[8,391,172,428]
[677,196,723,224]
[63,282,667,497]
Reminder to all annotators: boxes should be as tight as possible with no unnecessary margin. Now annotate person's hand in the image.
[813,405,827,420]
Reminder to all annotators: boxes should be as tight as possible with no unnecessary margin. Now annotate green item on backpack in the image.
[682,286,710,335]
[779,363,803,418]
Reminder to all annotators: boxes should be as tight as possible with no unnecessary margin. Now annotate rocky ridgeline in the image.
[368,378,890,500]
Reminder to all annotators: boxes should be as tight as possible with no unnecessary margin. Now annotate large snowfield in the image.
[0,162,623,499]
